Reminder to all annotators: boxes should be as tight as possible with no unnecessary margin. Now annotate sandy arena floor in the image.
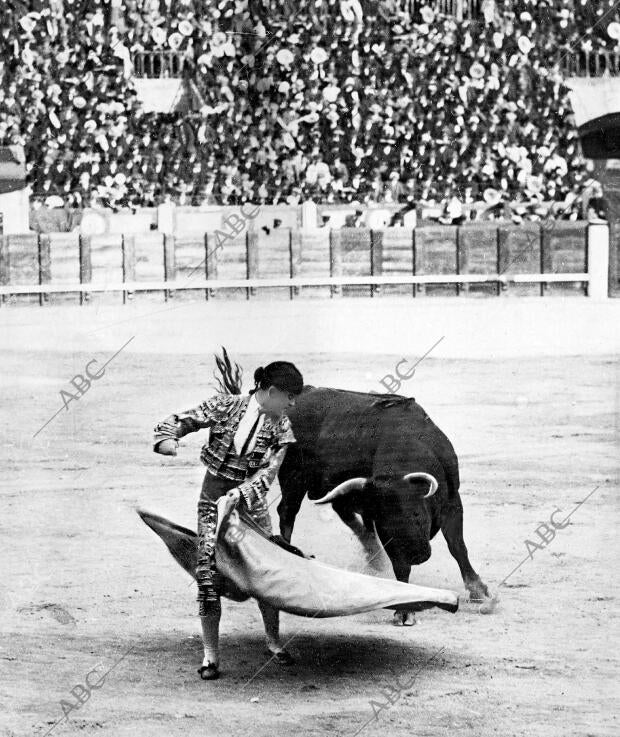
[1,312,618,737]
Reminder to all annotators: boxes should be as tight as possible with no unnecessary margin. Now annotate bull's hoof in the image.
[198,662,220,680]
[477,595,499,615]
[265,648,295,665]
[467,580,491,602]
[392,610,416,626]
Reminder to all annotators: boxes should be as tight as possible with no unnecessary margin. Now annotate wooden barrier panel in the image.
[47,233,80,304]
[38,233,51,305]
[498,223,541,297]
[587,223,609,299]
[254,228,292,300]
[609,219,620,297]
[0,223,598,303]
[595,161,619,296]
[415,226,458,296]
[163,233,175,301]
[458,224,499,297]
[292,229,331,299]
[330,229,343,298]
[376,228,415,297]
[7,234,38,305]
[0,235,8,306]
[339,227,372,297]
[370,229,383,298]
[132,233,165,302]
[208,233,248,300]
[88,234,123,304]
[541,221,588,296]
[121,234,136,304]
[173,234,209,302]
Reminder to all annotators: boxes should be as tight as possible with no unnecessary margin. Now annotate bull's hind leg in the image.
[440,504,490,602]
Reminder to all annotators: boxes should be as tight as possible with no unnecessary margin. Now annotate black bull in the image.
[276,386,490,605]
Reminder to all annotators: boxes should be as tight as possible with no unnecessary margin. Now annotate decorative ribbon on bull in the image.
[137,476,458,618]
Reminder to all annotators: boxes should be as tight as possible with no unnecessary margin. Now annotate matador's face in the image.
[259,386,298,418]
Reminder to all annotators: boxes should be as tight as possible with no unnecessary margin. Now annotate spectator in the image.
[0,0,612,217]
[583,180,609,220]
[345,204,365,227]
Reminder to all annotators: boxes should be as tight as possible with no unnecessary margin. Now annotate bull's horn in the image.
[313,477,368,505]
[402,472,439,498]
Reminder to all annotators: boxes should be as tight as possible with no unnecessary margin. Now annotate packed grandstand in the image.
[1,1,619,220]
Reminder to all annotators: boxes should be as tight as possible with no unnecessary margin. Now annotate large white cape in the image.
[137,497,459,618]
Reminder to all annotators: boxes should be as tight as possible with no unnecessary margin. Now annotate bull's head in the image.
[312,472,438,505]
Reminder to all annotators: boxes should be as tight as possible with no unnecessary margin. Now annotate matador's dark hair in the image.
[249,361,304,396]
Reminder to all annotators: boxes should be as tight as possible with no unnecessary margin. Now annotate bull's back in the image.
[287,386,382,472]
[287,387,459,495]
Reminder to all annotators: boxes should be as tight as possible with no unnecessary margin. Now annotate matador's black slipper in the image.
[198,662,220,680]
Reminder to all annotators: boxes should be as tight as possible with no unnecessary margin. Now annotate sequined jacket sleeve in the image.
[236,414,296,508]
[153,394,228,453]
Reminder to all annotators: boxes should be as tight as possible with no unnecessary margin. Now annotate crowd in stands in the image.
[2,0,620,220]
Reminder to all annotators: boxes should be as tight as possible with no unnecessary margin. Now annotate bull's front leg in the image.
[391,559,416,626]
[277,492,303,543]
[279,516,296,544]
[276,448,309,543]
[440,503,491,604]
[375,521,421,626]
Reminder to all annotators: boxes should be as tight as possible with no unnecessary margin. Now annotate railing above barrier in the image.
[127,30,619,84]
[560,49,620,77]
[0,273,592,295]
[126,19,620,82]
[405,1,480,21]
[132,51,186,78]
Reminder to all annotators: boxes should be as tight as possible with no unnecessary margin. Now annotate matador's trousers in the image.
[196,470,273,615]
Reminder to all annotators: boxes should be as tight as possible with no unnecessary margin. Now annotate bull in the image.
[274,386,491,625]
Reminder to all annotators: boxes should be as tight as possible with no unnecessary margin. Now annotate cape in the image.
[137,497,459,618]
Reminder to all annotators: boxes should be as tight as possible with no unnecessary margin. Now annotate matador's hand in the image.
[226,488,241,506]
[155,439,178,456]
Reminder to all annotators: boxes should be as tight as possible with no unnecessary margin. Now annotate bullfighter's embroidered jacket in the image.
[153,393,296,509]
